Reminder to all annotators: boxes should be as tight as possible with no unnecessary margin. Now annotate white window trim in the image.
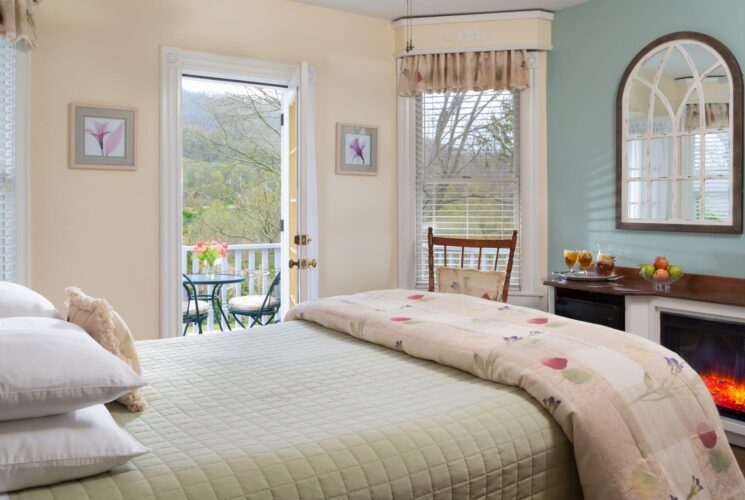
[396,53,546,309]
[159,47,299,338]
[14,46,31,286]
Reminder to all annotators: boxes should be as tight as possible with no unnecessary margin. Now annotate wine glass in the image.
[563,249,578,275]
[578,250,593,274]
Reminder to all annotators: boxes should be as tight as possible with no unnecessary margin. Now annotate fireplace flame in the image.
[702,372,745,413]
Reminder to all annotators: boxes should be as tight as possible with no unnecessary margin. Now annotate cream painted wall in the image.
[31,0,397,340]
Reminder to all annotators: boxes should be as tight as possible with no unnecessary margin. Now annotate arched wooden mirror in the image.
[616,32,743,233]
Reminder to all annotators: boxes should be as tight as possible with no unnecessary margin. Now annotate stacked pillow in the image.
[0,282,149,493]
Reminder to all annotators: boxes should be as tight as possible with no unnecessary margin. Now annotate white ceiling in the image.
[291,0,591,20]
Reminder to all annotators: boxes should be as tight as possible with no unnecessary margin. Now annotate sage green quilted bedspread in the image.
[11,321,580,499]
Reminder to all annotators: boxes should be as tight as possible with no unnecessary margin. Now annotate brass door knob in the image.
[307,259,317,268]
[289,259,300,269]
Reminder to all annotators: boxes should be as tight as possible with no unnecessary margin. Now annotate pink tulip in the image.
[196,241,203,248]
[541,357,568,370]
[222,242,228,249]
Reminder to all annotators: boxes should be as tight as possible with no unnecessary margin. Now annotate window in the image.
[414,90,521,290]
[0,40,17,281]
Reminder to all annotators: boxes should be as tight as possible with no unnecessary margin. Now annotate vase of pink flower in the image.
[193,240,228,277]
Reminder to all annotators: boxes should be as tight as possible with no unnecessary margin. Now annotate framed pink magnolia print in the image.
[336,123,378,175]
[70,104,136,170]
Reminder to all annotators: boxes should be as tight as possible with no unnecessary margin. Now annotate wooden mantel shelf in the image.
[544,267,745,308]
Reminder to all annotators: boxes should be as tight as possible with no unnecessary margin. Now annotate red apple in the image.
[653,256,669,270]
[653,268,670,281]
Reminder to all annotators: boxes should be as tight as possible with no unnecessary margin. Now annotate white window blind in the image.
[415,90,521,290]
[0,40,16,282]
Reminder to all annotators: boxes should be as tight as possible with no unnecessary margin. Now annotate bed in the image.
[10,319,580,499]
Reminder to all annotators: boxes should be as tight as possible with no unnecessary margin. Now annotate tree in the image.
[418,90,518,238]
[182,86,282,245]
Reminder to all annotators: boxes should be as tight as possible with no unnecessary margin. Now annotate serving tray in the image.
[554,271,623,282]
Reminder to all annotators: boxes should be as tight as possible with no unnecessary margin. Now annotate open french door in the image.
[280,63,319,317]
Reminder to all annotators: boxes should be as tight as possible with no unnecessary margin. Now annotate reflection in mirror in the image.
[617,32,742,232]
[651,180,673,220]
[627,140,647,178]
[627,81,651,136]
[678,135,700,177]
[679,179,701,221]
[651,137,673,177]
[704,179,730,221]
[640,48,667,81]
[626,180,648,220]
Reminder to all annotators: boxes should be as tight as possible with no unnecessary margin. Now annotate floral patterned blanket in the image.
[286,290,745,500]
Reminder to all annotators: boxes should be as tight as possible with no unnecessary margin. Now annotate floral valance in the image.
[0,0,40,47]
[398,50,529,96]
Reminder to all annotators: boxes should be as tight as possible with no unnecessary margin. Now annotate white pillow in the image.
[0,281,62,319]
[0,404,149,493]
[0,320,146,421]
[0,316,74,331]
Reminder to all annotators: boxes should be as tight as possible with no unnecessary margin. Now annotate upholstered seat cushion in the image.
[229,295,278,313]
[183,300,211,316]
[437,267,506,301]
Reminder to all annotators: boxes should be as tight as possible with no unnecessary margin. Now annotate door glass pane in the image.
[181,76,283,332]
[0,40,15,282]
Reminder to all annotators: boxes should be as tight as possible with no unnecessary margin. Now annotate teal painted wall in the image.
[548,0,745,277]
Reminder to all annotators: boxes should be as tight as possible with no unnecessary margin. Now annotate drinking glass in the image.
[577,250,593,273]
[563,249,578,274]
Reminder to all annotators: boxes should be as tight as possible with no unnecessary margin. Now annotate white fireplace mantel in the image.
[548,290,745,446]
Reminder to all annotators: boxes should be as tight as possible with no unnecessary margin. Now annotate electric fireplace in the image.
[660,312,745,422]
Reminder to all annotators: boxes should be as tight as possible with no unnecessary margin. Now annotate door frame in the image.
[159,47,301,338]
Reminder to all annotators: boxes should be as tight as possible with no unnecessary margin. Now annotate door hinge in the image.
[280,219,284,232]
[294,234,311,245]
[280,113,284,126]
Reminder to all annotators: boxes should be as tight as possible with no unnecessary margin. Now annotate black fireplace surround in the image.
[661,312,745,421]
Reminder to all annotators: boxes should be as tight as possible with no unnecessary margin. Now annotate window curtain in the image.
[398,50,529,97]
[0,0,40,47]
[685,103,729,130]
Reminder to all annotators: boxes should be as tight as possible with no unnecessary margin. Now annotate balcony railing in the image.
[181,243,281,332]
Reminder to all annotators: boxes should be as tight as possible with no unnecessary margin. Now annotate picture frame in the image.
[69,103,137,170]
[336,123,378,176]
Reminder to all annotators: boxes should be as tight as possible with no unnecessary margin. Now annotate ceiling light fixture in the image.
[405,0,414,53]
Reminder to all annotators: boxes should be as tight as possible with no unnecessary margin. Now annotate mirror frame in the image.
[616,31,743,233]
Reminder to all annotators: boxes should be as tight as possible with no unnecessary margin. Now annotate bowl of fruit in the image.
[639,256,684,292]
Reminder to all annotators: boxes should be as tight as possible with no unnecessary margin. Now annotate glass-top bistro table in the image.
[183,273,245,331]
